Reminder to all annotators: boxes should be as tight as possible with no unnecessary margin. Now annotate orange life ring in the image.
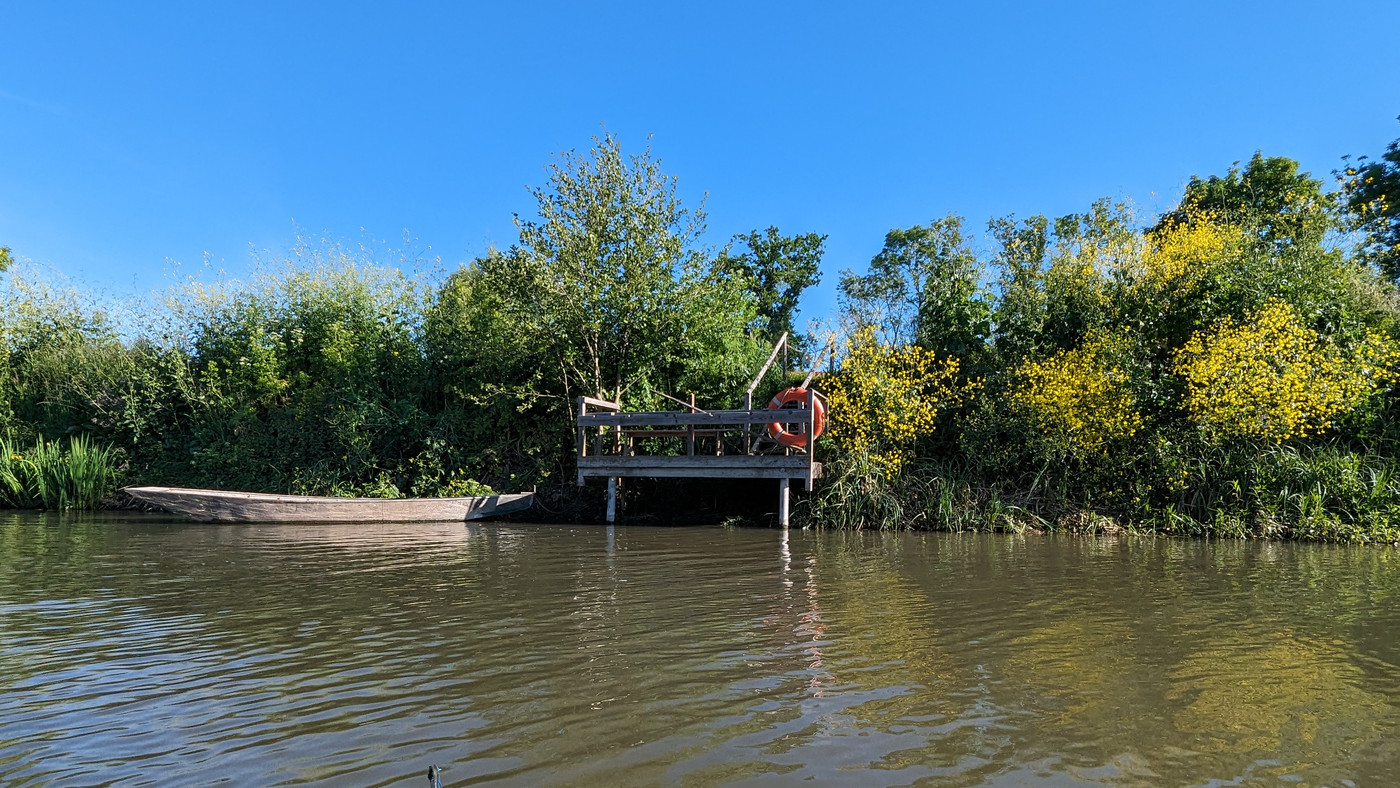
[766,387,826,448]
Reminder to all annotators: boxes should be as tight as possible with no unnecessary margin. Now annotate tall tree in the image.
[1157,152,1336,252]
[718,227,825,350]
[1340,122,1400,283]
[454,132,763,409]
[839,216,990,359]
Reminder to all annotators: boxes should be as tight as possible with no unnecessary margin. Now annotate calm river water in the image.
[3,514,1400,786]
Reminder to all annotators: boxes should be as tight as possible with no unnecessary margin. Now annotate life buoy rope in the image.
[766,387,826,448]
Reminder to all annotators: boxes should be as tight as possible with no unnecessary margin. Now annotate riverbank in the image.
[4,135,1399,542]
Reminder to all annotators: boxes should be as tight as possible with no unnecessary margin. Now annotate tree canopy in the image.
[1341,121,1400,282]
[718,227,825,350]
[839,216,990,358]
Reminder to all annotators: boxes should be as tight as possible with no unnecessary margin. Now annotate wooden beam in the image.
[579,465,822,480]
[746,332,789,399]
[578,455,821,480]
[800,334,837,390]
[581,455,813,470]
[579,409,809,428]
[580,396,622,412]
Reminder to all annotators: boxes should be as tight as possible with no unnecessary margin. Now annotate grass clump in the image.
[0,434,120,510]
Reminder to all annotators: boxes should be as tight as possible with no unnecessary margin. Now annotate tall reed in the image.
[0,435,119,510]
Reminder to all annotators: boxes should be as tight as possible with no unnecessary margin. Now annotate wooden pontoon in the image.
[576,332,828,526]
[122,486,534,524]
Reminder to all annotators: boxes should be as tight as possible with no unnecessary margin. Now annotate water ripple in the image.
[2,520,1400,785]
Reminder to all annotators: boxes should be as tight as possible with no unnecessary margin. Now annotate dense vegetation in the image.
[5,126,1400,541]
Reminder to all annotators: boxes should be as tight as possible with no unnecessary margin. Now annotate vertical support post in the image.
[687,393,696,456]
[607,477,617,524]
[778,477,790,528]
[744,392,753,456]
[576,396,587,486]
[806,388,816,491]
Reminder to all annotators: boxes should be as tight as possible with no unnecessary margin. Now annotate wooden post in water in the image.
[607,478,618,523]
[778,477,790,528]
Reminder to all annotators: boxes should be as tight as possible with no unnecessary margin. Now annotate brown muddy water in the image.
[2,513,1400,787]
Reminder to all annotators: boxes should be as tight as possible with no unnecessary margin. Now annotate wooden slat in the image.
[580,396,622,412]
[579,409,810,428]
[625,429,723,438]
[581,455,810,469]
[578,456,822,480]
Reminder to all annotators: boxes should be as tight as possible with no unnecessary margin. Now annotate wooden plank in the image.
[578,455,821,480]
[746,331,788,398]
[578,462,823,480]
[582,455,812,469]
[621,429,722,438]
[579,409,810,428]
[580,396,622,412]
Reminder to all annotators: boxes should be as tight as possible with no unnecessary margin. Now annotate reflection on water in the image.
[2,514,1400,786]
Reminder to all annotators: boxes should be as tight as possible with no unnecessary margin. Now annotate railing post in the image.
[576,396,587,486]
[806,388,816,490]
[687,393,696,456]
[744,393,753,455]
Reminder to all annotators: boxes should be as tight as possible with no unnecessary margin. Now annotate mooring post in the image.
[778,477,790,528]
[607,477,617,524]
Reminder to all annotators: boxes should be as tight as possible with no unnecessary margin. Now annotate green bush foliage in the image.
[5,134,1400,540]
[814,152,1400,540]
[0,134,767,508]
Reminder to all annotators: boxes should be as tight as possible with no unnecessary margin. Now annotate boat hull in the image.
[122,486,534,524]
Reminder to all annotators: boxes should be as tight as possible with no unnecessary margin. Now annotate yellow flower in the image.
[1009,331,1142,457]
[824,327,976,474]
[1174,300,1400,442]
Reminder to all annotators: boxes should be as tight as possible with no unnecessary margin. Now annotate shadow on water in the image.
[3,512,1400,786]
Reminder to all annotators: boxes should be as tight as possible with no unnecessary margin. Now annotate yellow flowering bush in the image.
[1135,215,1236,293]
[824,328,970,475]
[1009,332,1144,456]
[1174,300,1400,442]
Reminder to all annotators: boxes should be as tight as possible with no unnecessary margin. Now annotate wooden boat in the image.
[122,486,534,524]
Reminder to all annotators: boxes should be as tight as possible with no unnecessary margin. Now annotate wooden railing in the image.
[575,392,821,491]
[573,333,829,525]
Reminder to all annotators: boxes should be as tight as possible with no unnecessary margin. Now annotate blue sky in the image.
[3,1,1399,325]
